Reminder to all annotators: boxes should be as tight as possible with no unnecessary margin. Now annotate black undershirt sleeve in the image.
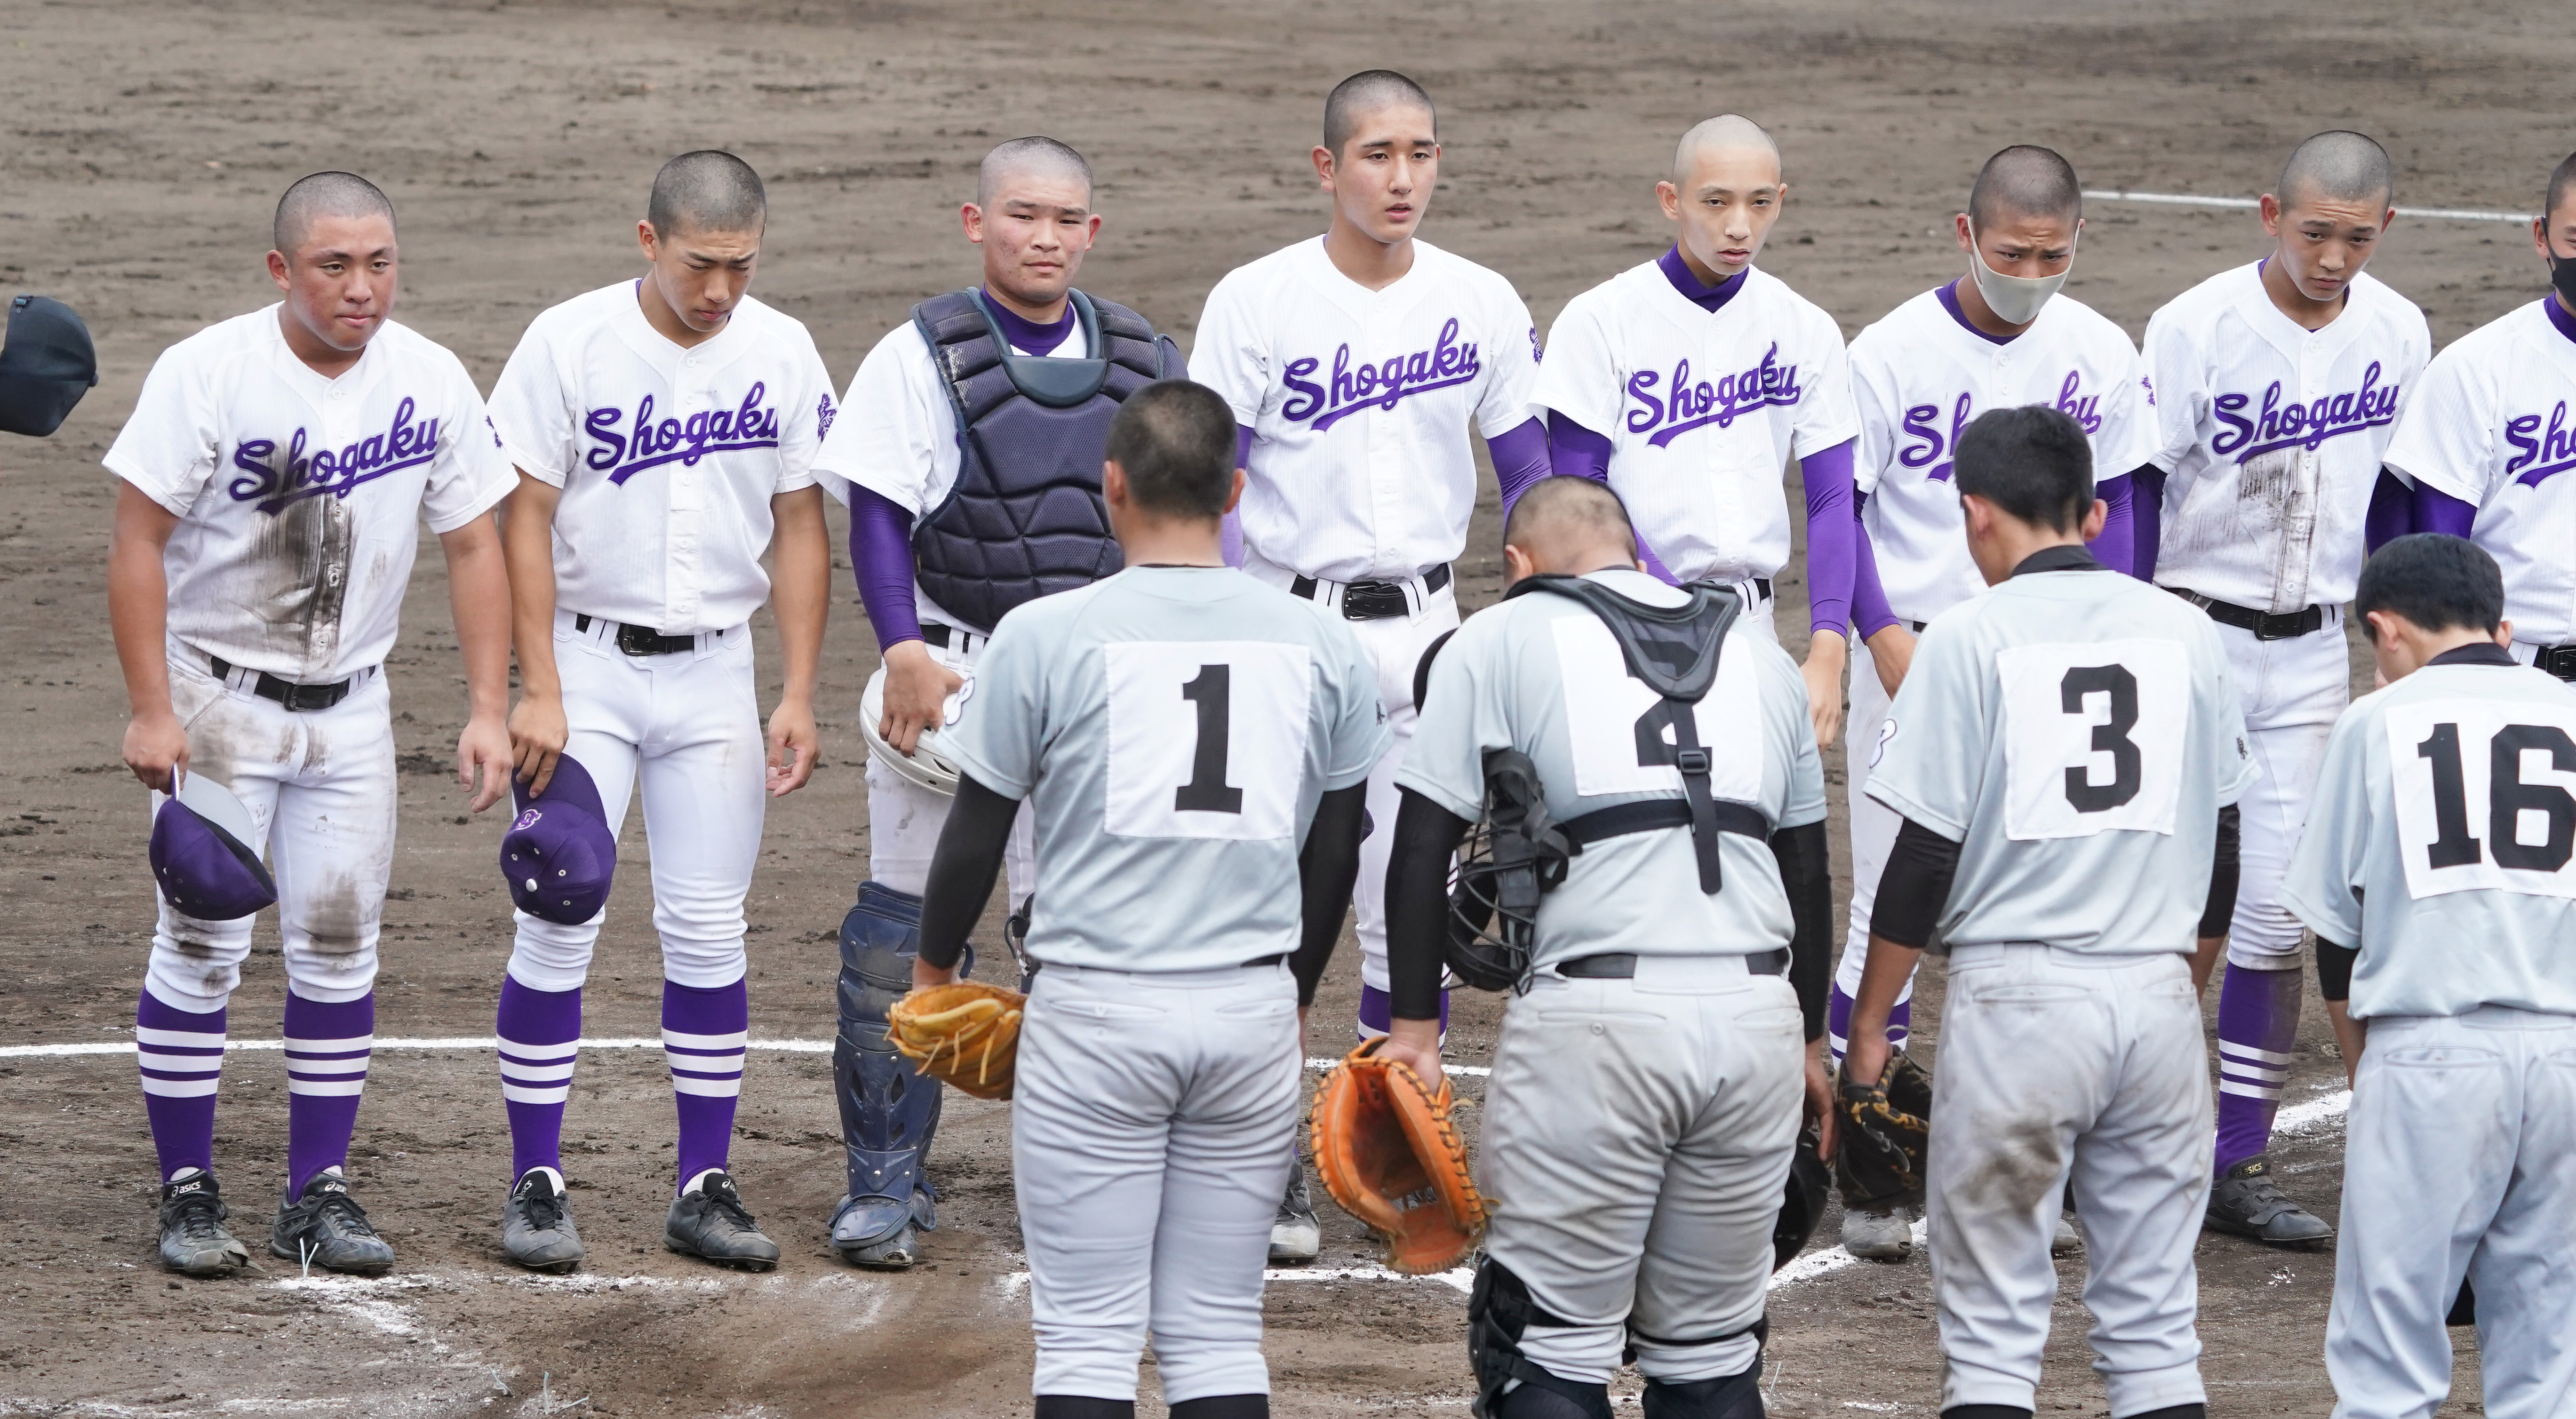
[1385,787,1472,1022]
[2315,936,2358,1002]
[1769,820,1834,1043]
[2199,804,2241,940]
[916,774,1020,973]
[1868,817,1962,950]
[1288,783,1371,1007]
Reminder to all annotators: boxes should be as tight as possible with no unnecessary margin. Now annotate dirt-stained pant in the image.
[1927,944,2212,1416]
[2213,614,2347,969]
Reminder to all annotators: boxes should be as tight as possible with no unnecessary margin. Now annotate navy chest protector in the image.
[910,288,1181,633]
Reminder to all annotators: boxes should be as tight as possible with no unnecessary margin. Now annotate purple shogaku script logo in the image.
[227,397,442,513]
[816,391,837,443]
[513,807,543,832]
[2211,363,2400,463]
[2509,400,2576,487]
[1624,343,1802,449]
[584,383,781,485]
[1901,370,2103,482]
[1279,319,1483,432]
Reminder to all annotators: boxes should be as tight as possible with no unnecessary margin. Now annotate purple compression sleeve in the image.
[2410,480,2477,539]
[1851,494,1902,640]
[1221,427,1251,567]
[1801,440,1855,636]
[2366,468,2416,552]
[2087,472,2136,578]
[2134,467,2166,582]
[847,486,924,651]
[1488,417,1552,521]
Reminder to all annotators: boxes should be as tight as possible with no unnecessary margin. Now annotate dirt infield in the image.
[6,0,2563,1413]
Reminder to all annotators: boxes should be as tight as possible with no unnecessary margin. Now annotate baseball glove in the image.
[886,980,1025,1100]
[1834,1051,1933,1209]
[1309,1040,1487,1275]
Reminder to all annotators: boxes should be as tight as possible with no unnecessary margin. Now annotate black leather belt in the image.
[1292,563,1451,620]
[1748,577,1774,599]
[574,614,709,656]
[2171,589,2325,641]
[2536,646,2576,682]
[208,656,352,713]
[1556,949,1789,979]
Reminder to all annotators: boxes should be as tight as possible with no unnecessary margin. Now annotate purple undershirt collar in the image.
[982,291,1077,355]
[2544,294,2576,346]
[1936,279,2018,347]
[1657,247,1749,313]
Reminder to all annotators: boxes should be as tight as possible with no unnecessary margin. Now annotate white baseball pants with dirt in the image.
[2328,1006,2576,1419]
[1013,958,1302,1404]
[504,610,765,991]
[1478,956,1803,1385]
[1927,944,2213,1416]
[146,645,395,1011]
[2215,613,2346,971]
[863,624,1034,908]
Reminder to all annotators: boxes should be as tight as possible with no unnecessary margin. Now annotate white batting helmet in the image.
[860,663,966,797]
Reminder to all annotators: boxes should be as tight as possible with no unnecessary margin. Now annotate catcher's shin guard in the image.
[1468,1257,1611,1419]
[832,882,942,1261]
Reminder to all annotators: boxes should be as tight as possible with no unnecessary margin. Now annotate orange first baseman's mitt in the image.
[1309,1039,1488,1274]
[886,980,1024,1100]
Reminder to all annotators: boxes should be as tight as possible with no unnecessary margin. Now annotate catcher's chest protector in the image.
[909,289,1180,634]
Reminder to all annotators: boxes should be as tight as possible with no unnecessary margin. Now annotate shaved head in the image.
[647,150,766,239]
[2547,151,2576,224]
[1324,69,1435,157]
[1966,145,2082,228]
[977,136,1093,208]
[2277,130,2393,211]
[272,171,395,258]
[1504,477,1638,568]
[1672,114,1779,183]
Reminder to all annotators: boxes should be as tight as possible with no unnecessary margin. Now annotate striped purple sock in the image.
[136,990,226,1183]
[663,978,747,1194]
[283,990,374,1199]
[2215,963,2303,1176]
[1356,984,1448,1043]
[497,975,582,1185]
[1826,987,1911,1066]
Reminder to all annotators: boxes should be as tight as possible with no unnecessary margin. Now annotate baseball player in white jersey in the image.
[909,382,1386,1419]
[811,137,1182,1268]
[2382,152,2576,680]
[2141,131,2431,1244]
[1188,68,1547,1260]
[1531,114,1860,751]
[1833,145,2158,1258]
[105,173,518,1276]
[1847,406,2254,1419]
[2279,534,2576,1419]
[485,151,835,1272]
[1379,476,1835,1419]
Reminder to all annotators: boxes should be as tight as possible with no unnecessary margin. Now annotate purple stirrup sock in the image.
[284,990,374,1198]
[497,975,582,1185]
[664,978,749,1193]
[2214,963,2304,1175]
[1356,983,1448,1043]
[137,989,226,1183]
[1825,983,1912,1066]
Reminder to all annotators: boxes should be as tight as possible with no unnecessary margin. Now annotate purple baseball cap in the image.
[150,773,277,921]
[500,755,615,926]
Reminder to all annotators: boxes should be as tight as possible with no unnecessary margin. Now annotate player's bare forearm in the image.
[1800,628,1848,749]
[763,487,830,796]
[1845,934,1923,1088]
[2190,935,2225,995]
[1863,622,1916,697]
[2326,999,2365,1090]
[499,474,568,791]
[108,483,186,791]
[439,512,517,812]
[1380,1016,1444,1086]
[1804,1034,1839,1158]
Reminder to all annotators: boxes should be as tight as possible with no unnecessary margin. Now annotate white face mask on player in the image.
[1965,219,2076,326]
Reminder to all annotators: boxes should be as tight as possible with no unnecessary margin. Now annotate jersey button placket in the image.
[667,374,704,630]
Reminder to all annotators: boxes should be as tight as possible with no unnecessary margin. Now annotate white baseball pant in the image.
[2214,614,2346,972]
[504,610,766,991]
[1927,945,2212,1417]
[865,624,1035,906]
[1835,632,1917,1044]
[1478,956,1803,1385]
[145,646,395,1011]
[1012,958,1302,1403]
[2328,1006,2576,1419]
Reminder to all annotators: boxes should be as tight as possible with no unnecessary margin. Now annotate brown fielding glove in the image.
[1308,1039,1487,1274]
[886,981,1025,1101]
[1834,1051,1932,1209]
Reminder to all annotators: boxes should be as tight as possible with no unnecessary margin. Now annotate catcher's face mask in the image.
[1446,748,1571,994]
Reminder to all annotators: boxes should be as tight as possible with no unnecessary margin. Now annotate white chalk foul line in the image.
[2085,188,2536,224]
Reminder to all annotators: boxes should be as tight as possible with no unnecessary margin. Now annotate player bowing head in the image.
[638,149,767,340]
[267,171,401,368]
[1316,69,1439,256]
[2262,130,2397,322]
[1659,114,1786,286]
[968,136,1100,317]
[1954,404,2108,582]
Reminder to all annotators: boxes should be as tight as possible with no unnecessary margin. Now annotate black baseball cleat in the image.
[158,1170,251,1277]
[501,1169,585,1274]
[2206,1154,2334,1246]
[830,1188,933,1270]
[1268,1163,1322,1266]
[271,1169,397,1275]
[665,1170,780,1270]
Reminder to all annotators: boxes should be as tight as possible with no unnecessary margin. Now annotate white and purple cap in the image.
[500,755,615,925]
[150,773,277,921]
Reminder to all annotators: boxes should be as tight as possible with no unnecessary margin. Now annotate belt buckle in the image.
[616,623,670,656]
[1340,580,1410,620]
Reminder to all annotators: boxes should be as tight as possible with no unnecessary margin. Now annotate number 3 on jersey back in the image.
[1104,641,1312,841]
[1997,638,2191,840]
[2388,699,2576,901]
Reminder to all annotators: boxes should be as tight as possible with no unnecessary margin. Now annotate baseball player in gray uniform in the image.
[909,381,1385,1419]
[1380,475,1837,1419]
[1847,406,2253,1419]
[2282,534,2576,1419]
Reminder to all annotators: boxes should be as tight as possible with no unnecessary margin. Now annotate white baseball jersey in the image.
[1530,264,1859,585]
[2144,261,2431,613]
[1853,284,2157,623]
[487,281,835,635]
[1190,236,1542,582]
[2281,653,2576,1019]
[1869,557,2257,954]
[2382,298,2576,645]
[104,307,514,684]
